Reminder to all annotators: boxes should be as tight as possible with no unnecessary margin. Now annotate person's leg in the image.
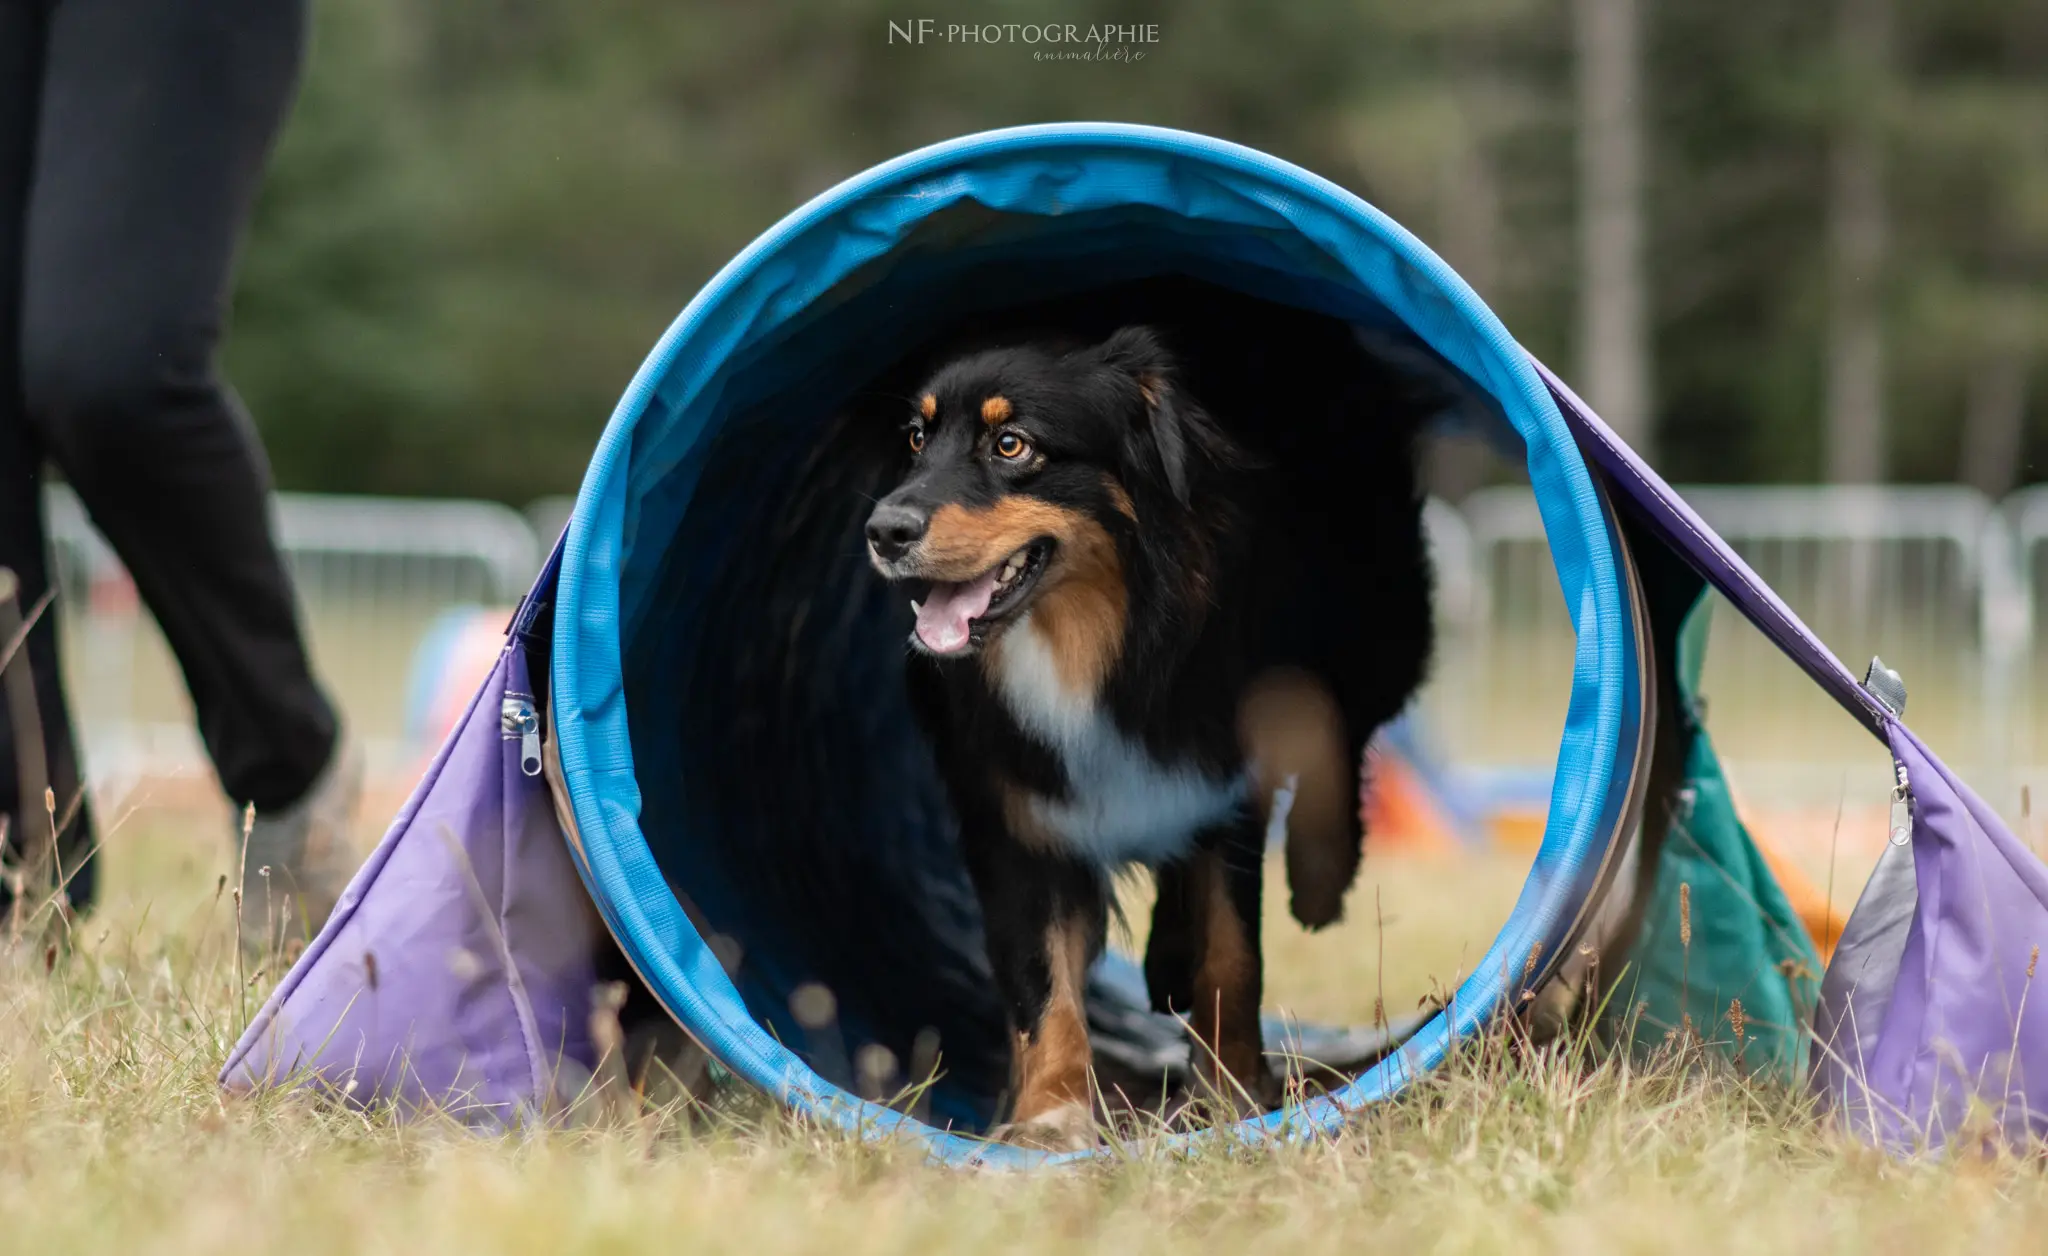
[20,0,331,813]
[0,0,98,914]
[19,0,354,942]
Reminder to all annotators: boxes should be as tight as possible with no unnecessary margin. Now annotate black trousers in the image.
[0,0,335,907]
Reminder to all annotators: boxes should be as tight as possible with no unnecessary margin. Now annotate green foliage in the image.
[224,0,2048,501]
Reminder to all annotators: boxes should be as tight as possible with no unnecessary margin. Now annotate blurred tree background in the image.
[222,0,2048,505]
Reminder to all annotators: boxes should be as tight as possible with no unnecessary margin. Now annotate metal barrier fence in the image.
[44,486,537,787]
[31,482,2048,817]
[2004,487,2048,784]
[1449,486,2027,813]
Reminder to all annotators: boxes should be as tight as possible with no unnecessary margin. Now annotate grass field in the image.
[5,808,2048,1255]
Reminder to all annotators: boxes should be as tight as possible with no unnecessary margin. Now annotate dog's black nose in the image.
[865,503,929,562]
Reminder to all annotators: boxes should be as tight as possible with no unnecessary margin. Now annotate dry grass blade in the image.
[0,818,2046,1254]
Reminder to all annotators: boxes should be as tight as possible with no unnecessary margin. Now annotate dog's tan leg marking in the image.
[1238,667,1357,929]
[1188,847,1265,1114]
[994,917,1097,1151]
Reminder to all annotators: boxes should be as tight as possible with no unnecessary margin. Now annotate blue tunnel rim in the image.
[550,122,1633,1167]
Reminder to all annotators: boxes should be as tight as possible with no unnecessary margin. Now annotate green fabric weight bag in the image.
[1608,591,1824,1083]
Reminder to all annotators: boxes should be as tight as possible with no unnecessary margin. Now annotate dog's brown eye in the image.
[908,427,925,455]
[994,433,1029,460]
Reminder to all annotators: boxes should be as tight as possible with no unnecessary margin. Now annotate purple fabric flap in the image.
[1844,724,2048,1149]
[220,644,597,1124]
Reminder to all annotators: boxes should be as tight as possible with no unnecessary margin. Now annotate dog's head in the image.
[865,326,1226,660]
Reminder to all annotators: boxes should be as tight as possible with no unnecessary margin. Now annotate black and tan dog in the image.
[864,281,1435,1149]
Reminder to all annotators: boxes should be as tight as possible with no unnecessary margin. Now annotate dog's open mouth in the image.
[909,540,1053,656]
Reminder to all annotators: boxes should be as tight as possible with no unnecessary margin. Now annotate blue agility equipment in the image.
[546,124,1644,1165]
[242,124,2048,1164]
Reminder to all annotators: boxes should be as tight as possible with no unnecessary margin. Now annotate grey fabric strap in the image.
[1810,831,1919,1110]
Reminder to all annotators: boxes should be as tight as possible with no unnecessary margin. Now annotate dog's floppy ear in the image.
[1094,325,1219,508]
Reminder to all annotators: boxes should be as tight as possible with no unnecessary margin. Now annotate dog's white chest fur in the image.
[990,621,1247,867]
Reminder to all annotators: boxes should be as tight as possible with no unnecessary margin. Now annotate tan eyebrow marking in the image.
[981,395,1013,425]
[920,393,937,420]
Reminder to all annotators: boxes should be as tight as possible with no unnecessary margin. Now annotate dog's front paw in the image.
[990,1101,1098,1152]
[1184,1070,1274,1125]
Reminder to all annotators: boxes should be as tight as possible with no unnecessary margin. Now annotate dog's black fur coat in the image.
[864,277,1437,1142]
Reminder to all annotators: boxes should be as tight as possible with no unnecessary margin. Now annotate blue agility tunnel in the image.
[238,123,2048,1164]
[545,122,1646,1161]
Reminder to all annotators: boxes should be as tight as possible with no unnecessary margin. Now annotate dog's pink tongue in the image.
[915,568,1003,654]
